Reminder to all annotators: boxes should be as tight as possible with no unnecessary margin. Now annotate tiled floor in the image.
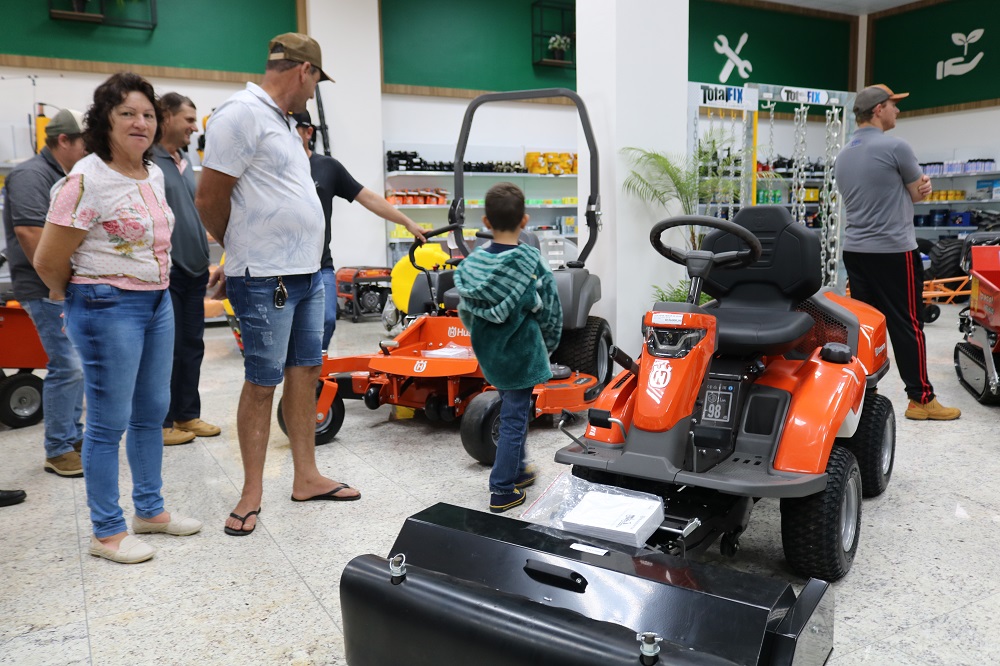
[1,302,998,665]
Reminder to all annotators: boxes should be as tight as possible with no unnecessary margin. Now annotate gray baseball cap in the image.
[45,108,85,137]
[854,84,909,113]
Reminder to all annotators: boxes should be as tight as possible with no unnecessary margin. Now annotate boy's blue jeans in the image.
[20,298,84,458]
[63,284,173,538]
[489,387,533,494]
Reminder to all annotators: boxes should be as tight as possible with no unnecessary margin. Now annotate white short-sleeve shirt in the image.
[203,82,325,277]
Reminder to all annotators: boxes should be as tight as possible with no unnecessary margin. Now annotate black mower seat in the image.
[442,288,460,311]
[699,206,822,357]
[706,307,815,356]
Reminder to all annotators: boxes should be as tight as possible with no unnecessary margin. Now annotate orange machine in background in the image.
[0,301,47,427]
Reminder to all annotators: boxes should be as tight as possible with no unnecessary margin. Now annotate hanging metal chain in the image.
[725,109,738,220]
[740,106,751,214]
[820,107,843,287]
[791,105,810,225]
[762,101,776,167]
[708,108,720,218]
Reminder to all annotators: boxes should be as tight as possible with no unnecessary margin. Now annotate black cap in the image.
[290,110,312,128]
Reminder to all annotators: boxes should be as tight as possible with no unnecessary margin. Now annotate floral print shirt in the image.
[46,153,174,290]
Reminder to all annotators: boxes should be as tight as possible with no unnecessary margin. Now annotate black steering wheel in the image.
[650,215,762,271]
[408,223,462,272]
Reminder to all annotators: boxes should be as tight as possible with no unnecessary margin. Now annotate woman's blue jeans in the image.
[63,284,174,538]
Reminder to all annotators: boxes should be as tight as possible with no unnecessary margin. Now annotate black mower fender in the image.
[554,268,601,330]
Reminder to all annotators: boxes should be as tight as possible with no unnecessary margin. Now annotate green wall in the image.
[689,0,853,92]
[871,0,997,113]
[381,0,576,92]
[0,0,297,74]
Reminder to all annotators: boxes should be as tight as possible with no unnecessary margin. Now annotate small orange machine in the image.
[0,302,47,427]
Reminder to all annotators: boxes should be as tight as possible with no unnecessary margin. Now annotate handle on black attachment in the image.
[523,559,588,593]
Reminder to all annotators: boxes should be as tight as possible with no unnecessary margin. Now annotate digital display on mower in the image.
[702,388,734,423]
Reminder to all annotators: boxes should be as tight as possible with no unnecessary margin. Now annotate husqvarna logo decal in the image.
[649,359,672,389]
[646,359,672,404]
[448,326,469,338]
[875,343,886,357]
[413,360,427,372]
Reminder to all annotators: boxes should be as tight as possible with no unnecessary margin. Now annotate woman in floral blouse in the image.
[34,73,203,564]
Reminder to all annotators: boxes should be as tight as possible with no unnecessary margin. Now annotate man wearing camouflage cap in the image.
[1,108,88,476]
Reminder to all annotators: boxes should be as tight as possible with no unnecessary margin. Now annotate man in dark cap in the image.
[290,110,423,349]
[836,84,960,421]
[2,108,87,476]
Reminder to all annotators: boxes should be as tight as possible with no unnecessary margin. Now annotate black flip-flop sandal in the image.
[290,484,361,502]
[224,508,260,536]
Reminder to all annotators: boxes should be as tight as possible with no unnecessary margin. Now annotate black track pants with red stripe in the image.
[843,249,934,403]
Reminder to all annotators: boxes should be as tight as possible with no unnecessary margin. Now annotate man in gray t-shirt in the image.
[836,84,960,421]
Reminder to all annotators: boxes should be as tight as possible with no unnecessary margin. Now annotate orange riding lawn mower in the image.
[339,197,894,665]
[277,90,614,459]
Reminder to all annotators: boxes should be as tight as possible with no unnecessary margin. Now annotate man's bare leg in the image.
[284,365,360,500]
[224,380,276,532]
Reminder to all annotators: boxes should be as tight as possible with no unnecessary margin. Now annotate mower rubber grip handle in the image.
[610,345,639,374]
[523,559,588,593]
[408,223,463,271]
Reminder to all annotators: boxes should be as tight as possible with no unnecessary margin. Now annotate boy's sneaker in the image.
[490,488,526,514]
[514,464,537,489]
[904,397,961,421]
[44,451,83,477]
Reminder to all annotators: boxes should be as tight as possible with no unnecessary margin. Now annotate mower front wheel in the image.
[838,392,895,498]
[552,316,614,387]
[0,372,44,429]
[780,445,862,581]
[460,391,502,465]
[276,383,346,445]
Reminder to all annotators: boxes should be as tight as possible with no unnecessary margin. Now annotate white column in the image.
[307,0,388,268]
[577,0,691,353]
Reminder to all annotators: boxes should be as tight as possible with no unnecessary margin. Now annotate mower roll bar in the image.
[448,88,601,267]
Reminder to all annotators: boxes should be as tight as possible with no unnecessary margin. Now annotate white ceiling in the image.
[761,0,917,16]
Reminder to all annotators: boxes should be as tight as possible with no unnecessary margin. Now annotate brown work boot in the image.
[44,451,84,477]
[904,397,961,421]
[162,427,196,446]
[174,418,221,437]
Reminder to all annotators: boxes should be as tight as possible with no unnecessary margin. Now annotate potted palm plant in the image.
[622,135,744,302]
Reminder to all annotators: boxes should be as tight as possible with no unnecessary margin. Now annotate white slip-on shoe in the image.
[89,535,155,564]
[133,514,203,536]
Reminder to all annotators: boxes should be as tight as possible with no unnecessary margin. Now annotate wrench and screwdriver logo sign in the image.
[715,33,753,84]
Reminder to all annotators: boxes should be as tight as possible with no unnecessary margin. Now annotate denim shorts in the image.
[226,271,324,386]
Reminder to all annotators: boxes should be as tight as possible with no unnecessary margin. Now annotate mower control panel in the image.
[701,380,738,427]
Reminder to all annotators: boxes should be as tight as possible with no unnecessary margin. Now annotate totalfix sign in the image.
[692,83,758,110]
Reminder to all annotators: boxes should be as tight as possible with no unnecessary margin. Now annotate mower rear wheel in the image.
[552,316,613,387]
[460,391,502,465]
[780,445,862,581]
[276,383,345,445]
[0,372,44,429]
[838,392,895,498]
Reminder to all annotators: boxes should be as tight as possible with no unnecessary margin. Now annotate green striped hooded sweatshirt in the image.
[453,244,563,390]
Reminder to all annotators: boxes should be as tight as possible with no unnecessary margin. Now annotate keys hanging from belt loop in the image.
[274,276,287,309]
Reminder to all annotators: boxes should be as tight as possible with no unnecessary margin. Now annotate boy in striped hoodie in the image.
[454,183,563,513]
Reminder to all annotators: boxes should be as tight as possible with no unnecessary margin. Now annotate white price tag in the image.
[651,312,685,325]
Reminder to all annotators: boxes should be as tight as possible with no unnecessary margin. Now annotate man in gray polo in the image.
[1,109,87,475]
[836,84,960,421]
[196,33,360,537]
[153,92,223,446]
